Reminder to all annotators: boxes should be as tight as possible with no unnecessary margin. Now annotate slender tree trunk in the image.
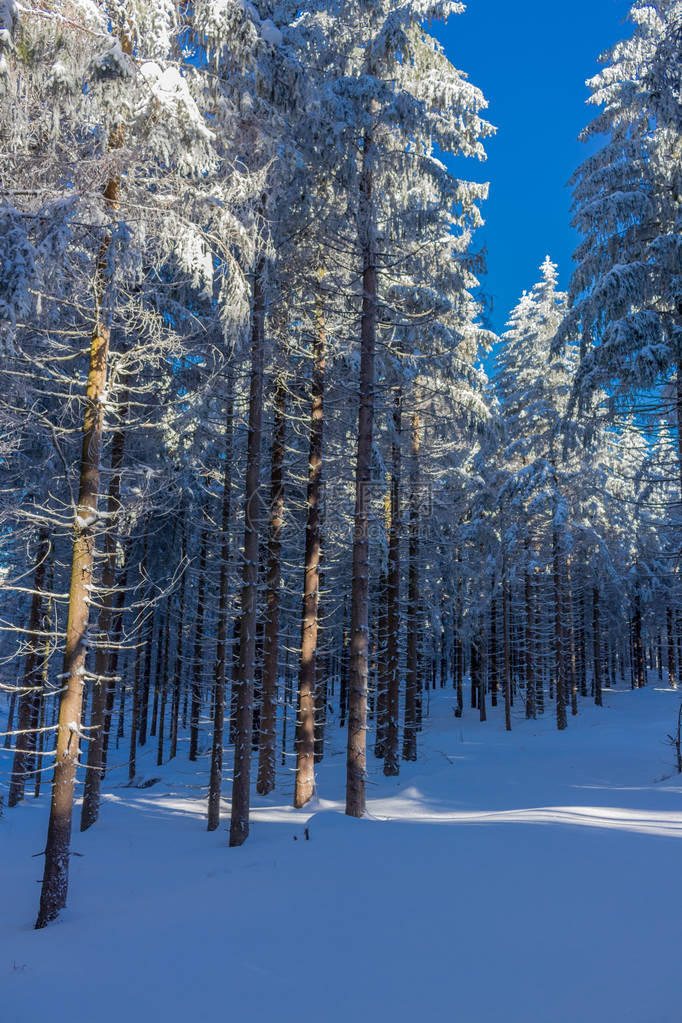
[633,591,645,688]
[383,392,401,776]
[473,634,485,723]
[667,607,677,688]
[169,531,186,761]
[230,257,266,847]
[593,587,602,706]
[490,597,499,709]
[189,510,209,762]
[502,569,512,732]
[256,376,287,797]
[102,559,128,775]
[553,531,568,731]
[525,565,536,720]
[80,395,127,831]
[346,138,377,818]
[567,565,578,717]
[207,387,235,828]
[294,302,325,808]
[138,604,155,748]
[374,564,389,760]
[402,412,420,762]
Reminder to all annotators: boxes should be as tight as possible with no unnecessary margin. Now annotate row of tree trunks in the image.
[8,527,51,807]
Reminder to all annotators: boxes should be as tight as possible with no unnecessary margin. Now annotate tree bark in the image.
[208,383,235,829]
[189,508,209,762]
[256,375,287,797]
[80,392,127,831]
[294,299,325,808]
[346,134,377,818]
[229,257,266,847]
[402,412,420,762]
[383,391,401,776]
[553,532,568,731]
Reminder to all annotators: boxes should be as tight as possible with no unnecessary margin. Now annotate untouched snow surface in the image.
[2,684,682,1022]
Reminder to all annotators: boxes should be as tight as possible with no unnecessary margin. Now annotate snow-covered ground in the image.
[2,684,681,1022]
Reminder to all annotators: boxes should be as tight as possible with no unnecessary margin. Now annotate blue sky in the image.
[432,0,632,335]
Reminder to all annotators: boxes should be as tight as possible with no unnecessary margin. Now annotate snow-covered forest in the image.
[1,1,681,1018]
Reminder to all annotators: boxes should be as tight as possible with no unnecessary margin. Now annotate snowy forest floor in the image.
[2,683,682,1023]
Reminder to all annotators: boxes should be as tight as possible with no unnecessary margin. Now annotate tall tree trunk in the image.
[80,393,127,831]
[567,564,578,717]
[383,392,401,776]
[256,375,287,797]
[632,591,645,688]
[294,301,325,808]
[156,606,170,767]
[346,137,377,819]
[553,531,568,731]
[502,568,512,732]
[9,527,50,807]
[207,384,235,829]
[102,558,128,775]
[490,597,499,709]
[229,257,266,847]
[169,530,186,761]
[667,607,677,689]
[189,509,209,762]
[473,634,485,723]
[402,412,420,762]
[593,586,602,706]
[525,564,536,720]
[35,97,128,922]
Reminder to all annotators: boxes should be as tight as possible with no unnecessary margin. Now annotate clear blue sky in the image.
[433,0,632,335]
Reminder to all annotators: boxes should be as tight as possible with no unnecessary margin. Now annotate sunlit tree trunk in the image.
[80,392,127,831]
[294,299,325,808]
[36,83,130,920]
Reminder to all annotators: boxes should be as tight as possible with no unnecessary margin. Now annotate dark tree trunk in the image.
[189,510,209,762]
[593,587,603,707]
[383,392,401,777]
[256,376,286,797]
[402,412,420,762]
[80,398,127,831]
[346,138,376,819]
[208,384,235,829]
[169,530,186,761]
[230,257,266,847]
[553,532,568,731]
